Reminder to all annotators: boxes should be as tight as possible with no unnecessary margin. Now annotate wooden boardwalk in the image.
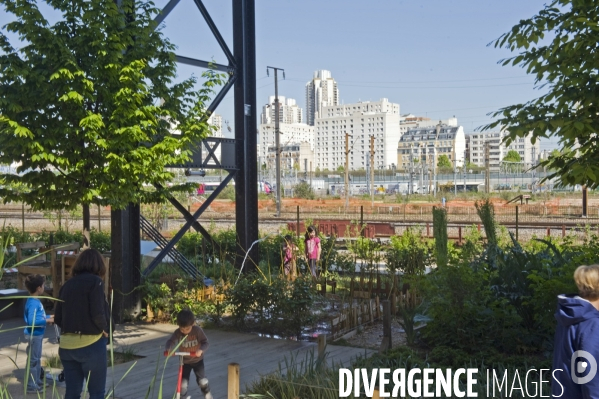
[0,317,373,398]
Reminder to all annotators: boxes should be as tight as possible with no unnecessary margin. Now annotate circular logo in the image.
[571,350,598,385]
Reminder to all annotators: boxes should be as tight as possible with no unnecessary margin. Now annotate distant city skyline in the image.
[0,0,558,151]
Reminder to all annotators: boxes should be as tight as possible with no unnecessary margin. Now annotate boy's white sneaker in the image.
[204,393,213,399]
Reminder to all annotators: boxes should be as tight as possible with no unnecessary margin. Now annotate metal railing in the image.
[266,204,599,225]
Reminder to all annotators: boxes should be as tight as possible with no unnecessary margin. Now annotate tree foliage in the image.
[484,0,599,188]
[502,150,522,173]
[0,0,222,210]
[436,154,452,169]
[503,150,521,163]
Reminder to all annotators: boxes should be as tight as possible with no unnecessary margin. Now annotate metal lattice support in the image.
[145,0,258,274]
[112,0,258,321]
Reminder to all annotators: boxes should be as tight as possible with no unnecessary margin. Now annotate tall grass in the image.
[245,349,342,399]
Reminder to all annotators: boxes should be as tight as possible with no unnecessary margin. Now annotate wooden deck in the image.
[0,317,373,398]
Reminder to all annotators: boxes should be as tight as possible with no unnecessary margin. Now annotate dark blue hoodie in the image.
[552,294,599,399]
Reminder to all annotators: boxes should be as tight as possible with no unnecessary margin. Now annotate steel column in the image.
[233,0,258,270]
[111,204,141,323]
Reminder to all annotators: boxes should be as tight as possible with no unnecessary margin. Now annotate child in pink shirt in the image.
[304,226,321,278]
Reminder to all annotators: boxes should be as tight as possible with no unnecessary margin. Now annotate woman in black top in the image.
[55,248,110,399]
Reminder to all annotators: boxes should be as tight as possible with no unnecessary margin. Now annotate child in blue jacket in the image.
[23,274,53,393]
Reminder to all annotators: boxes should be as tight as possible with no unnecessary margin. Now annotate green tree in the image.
[485,0,599,188]
[0,0,221,234]
[336,165,345,173]
[437,155,452,169]
[502,150,522,173]
[503,150,521,163]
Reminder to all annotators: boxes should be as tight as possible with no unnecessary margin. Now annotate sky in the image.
[0,0,558,151]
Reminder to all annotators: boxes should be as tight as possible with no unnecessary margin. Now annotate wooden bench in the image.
[17,242,82,298]
[51,242,81,295]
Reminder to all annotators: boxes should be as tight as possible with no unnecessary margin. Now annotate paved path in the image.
[0,317,373,399]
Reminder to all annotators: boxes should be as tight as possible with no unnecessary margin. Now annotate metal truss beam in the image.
[143,170,236,275]
[192,0,236,67]
[151,183,223,255]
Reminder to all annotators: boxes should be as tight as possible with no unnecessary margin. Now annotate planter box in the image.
[0,288,28,320]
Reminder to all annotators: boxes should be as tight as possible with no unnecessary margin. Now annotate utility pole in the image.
[485,141,490,194]
[463,148,467,193]
[370,135,375,207]
[409,145,414,195]
[267,66,284,217]
[432,146,437,197]
[453,146,457,196]
[583,185,588,217]
[345,132,350,211]
[420,144,424,195]
[530,145,537,194]
[310,161,312,189]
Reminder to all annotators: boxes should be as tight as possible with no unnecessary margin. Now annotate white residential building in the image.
[399,114,458,137]
[258,123,314,166]
[200,113,224,165]
[397,125,466,170]
[260,96,303,125]
[314,98,400,171]
[207,113,224,137]
[468,131,540,170]
[305,70,339,126]
[266,142,314,174]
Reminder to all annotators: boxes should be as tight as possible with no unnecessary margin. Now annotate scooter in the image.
[164,351,195,399]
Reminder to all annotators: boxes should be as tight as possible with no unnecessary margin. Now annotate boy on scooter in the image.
[166,309,212,399]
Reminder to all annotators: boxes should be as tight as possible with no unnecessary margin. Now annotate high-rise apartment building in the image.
[260,96,303,125]
[305,70,339,126]
[468,131,540,170]
[314,98,400,171]
[207,113,223,137]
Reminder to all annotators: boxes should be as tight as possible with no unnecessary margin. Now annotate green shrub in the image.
[293,181,315,199]
[385,228,431,276]
[225,274,316,338]
[420,262,523,354]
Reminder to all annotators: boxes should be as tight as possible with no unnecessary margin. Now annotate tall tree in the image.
[484,0,599,188]
[0,0,221,242]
